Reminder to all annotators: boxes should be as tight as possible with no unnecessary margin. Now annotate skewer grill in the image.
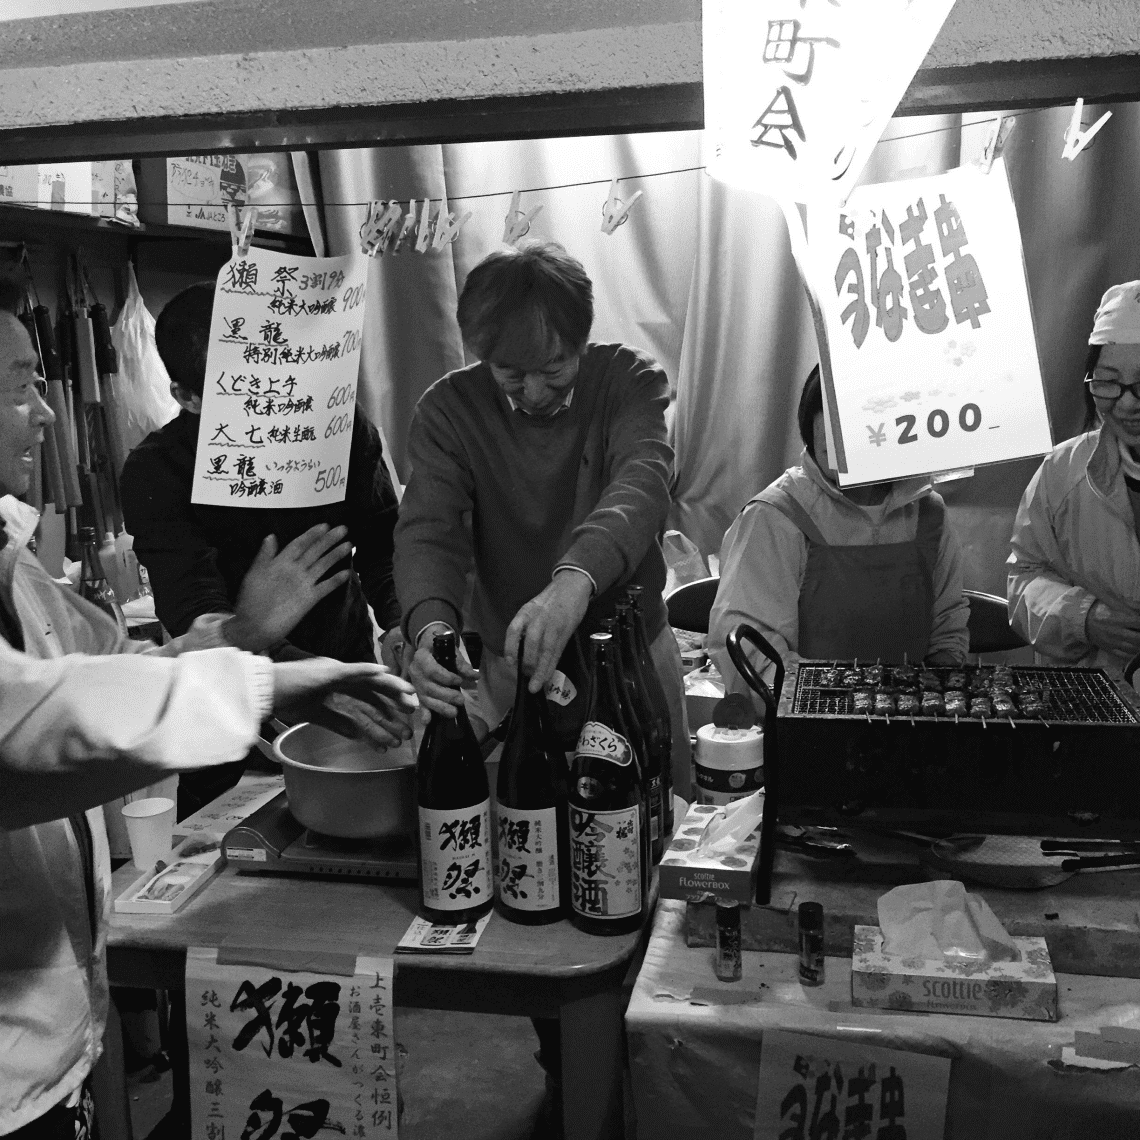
[725,626,1140,904]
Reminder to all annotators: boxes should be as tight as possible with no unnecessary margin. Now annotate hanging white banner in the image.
[703,0,956,206]
[191,245,367,508]
[804,157,1052,485]
[187,947,398,1139]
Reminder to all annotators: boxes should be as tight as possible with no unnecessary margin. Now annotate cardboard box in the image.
[658,801,761,905]
[851,925,1059,1021]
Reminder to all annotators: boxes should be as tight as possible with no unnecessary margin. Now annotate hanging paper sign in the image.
[168,155,248,231]
[703,0,956,205]
[753,1030,950,1140]
[191,246,368,508]
[187,947,398,1139]
[806,157,1052,485]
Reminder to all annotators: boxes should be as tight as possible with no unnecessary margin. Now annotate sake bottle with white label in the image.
[416,630,493,925]
[495,639,570,925]
[568,631,647,936]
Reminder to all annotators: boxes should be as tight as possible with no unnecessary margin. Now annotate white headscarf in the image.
[1089,281,1140,345]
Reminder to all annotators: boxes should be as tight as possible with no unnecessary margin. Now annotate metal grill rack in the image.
[791,663,1140,727]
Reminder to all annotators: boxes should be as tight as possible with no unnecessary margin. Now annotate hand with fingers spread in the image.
[225,523,354,652]
[272,658,419,720]
[407,622,478,719]
[504,570,593,694]
[321,688,415,749]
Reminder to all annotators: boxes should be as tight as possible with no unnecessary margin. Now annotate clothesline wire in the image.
[0,106,1076,212]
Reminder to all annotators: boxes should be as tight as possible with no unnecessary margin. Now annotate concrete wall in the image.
[0,0,1135,133]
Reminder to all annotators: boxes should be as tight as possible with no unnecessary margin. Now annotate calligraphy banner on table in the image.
[187,947,398,1139]
[191,245,368,508]
[753,1029,949,1140]
[703,0,956,205]
[803,157,1052,486]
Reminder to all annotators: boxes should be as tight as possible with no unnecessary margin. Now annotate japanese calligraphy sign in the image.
[753,1030,949,1140]
[187,947,398,1140]
[703,0,956,205]
[191,245,368,508]
[805,157,1052,485]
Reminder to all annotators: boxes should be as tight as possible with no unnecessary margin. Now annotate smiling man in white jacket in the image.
[0,293,416,1138]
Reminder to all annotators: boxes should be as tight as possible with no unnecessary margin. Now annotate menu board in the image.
[806,157,1053,485]
[191,245,368,508]
[188,948,398,1139]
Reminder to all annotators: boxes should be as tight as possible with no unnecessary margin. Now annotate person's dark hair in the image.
[1082,343,1102,432]
[155,282,215,397]
[0,275,23,317]
[797,365,824,461]
[456,241,594,365]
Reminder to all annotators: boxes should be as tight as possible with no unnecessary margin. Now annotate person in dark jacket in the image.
[121,282,411,750]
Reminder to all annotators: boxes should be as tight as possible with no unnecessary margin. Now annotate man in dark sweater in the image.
[121,282,411,750]
[394,242,690,795]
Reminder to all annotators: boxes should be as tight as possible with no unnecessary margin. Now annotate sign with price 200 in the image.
[192,244,369,508]
[806,157,1052,486]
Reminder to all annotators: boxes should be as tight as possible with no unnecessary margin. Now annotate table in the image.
[108,862,650,1140]
[626,901,1140,1140]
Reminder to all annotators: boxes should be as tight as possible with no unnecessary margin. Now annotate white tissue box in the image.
[658,802,761,905]
[850,926,1059,1021]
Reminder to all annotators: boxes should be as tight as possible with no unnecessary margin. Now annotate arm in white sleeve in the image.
[0,642,273,828]
[1006,464,1096,662]
[927,505,970,663]
[708,501,807,697]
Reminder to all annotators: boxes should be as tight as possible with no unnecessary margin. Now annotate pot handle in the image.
[1125,652,1140,689]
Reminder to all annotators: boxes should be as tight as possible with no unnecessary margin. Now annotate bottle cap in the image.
[589,631,612,642]
[715,899,740,911]
[798,901,823,928]
[79,525,96,541]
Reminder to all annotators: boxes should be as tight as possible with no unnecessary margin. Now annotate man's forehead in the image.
[0,312,36,367]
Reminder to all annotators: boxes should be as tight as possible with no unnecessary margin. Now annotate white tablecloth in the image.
[626,901,1140,1139]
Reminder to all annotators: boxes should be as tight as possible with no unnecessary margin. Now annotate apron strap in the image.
[752,486,828,547]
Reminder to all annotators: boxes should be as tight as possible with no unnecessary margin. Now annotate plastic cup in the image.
[121,796,176,874]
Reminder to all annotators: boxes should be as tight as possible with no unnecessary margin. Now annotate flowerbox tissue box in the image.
[851,925,1059,1021]
[658,801,761,905]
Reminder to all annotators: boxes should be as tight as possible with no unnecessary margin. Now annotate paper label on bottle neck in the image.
[419,800,492,911]
[496,803,560,912]
[545,670,577,707]
[575,721,632,767]
[569,804,641,920]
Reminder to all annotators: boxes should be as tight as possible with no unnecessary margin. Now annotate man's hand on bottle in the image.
[226,524,353,653]
[271,658,419,719]
[407,623,478,720]
[504,570,593,694]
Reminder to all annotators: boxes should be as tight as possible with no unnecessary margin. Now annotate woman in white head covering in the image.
[1008,281,1140,674]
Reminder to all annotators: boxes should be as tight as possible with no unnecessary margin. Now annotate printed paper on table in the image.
[191,245,368,508]
[753,1029,949,1140]
[806,157,1051,485]
[187,948,398,1138]
[703,0,956,206]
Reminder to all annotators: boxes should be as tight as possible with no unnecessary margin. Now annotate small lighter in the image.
[798,901,824,986]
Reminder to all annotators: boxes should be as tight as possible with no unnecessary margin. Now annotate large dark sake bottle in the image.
[568,632,647,935]
[495,641,570,924]
[626,585,675,834]
[416,631,493,925]
[616,600,668,861]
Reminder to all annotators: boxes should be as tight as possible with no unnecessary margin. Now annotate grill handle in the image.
[726,624,783,906]
[1126,653,1140,689]
[725,625,784,716]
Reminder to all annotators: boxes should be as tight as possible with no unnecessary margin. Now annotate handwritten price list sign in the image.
[187,947,398,1140]
[192,246,368,509]
[753,1030,949,1140]
[807,157,1053,486]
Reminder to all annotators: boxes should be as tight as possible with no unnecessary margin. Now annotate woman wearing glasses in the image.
[1008,281,1140,674]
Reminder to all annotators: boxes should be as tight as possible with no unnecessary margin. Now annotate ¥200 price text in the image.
[867,402,985,448]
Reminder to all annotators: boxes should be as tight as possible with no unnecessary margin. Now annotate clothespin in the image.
[980,114,1016,174]
[431,195,472,251]
[1062,97,1112,161]
[414,198,436,253]
[600,179,643,235]
[502,189,543,246]
[227,204,259,257]
[392,200,418,254]
[359,200,403,257]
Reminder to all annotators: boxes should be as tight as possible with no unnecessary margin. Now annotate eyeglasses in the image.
[1086,376,1140,401]
[32,377,47,398]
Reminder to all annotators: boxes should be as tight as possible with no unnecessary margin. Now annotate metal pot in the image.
[272,722,416,840]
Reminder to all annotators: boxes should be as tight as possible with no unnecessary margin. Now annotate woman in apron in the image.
[709,367,970,695]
